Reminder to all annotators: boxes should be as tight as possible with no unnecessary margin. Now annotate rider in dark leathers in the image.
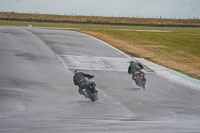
[73,70,94,97]
[128,60,146,80]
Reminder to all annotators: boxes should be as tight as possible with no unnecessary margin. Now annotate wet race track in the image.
[0,26,200,133]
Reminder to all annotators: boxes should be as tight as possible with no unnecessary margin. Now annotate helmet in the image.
[74,70,80,74]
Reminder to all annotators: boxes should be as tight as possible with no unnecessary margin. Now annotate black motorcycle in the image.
[82,78,98,102]
[133,71,146,90]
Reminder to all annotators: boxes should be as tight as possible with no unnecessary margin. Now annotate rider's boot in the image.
[89,82,98,93]
[84,93,88,98]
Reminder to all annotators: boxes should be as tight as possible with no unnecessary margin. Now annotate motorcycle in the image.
[133,71,146,90]
[82,78,98,102]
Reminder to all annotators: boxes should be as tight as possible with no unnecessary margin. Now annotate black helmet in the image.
[74,70,80,74]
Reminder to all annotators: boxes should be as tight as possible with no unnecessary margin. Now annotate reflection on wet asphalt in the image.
[0,27,200,133]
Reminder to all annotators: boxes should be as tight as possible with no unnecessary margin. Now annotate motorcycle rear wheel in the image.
[135,75,145,89]
[86,89,96,102]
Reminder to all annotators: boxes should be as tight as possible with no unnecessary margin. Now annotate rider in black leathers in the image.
[73,70,94,97]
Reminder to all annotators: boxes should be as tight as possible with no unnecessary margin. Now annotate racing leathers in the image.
[73,71,94,97]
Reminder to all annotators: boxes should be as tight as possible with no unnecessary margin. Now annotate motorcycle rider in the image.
[128,60,146,81]
[73,70,94,97]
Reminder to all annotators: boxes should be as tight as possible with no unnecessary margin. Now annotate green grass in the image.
[94,30,200,56]
[1,19,199,32]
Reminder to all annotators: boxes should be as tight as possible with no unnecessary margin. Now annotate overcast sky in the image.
[0,0,200,18]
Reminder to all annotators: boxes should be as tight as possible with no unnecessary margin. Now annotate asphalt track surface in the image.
[0,26,200,133]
